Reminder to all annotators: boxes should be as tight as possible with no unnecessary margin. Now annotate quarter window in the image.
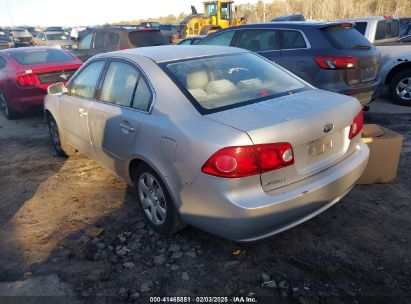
[68,61,105,99]
[201,30,235,46]
[79,33,93,49]
[236,29,280,52]
[132,78,152,111]
[100,61,139,107]
[281,30,307,49]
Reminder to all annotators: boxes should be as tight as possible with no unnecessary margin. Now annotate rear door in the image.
[233,29,282,63]
[60,60,106,157]
[275,29,312,81]
[87,59,153,174]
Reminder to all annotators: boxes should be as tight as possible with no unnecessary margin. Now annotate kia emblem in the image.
[323,123,334,133]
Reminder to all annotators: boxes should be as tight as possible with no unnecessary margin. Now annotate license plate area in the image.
[307,135,334,159]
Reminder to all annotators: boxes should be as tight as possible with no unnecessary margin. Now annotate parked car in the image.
[21,26,39,37]
[4,27,34,47]
[34,31,73,49]
[0,29,14,50]
[200,22,381,107]
[158,24,180,43]
[45,26,70,36]
[0,47,82,119]
[69,26,168,62]
[177,35,206,45]
[44,45,369,241]
[339,16,411,106]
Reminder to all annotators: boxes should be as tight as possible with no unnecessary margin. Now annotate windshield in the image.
[163,52,308,113]
[11,49,75,65]
[46,33,68,40]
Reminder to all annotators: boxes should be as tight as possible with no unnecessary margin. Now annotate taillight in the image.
[349,110,364,139]
[201,143,294,178]
[16,72,40,87]
[314,56,357,70]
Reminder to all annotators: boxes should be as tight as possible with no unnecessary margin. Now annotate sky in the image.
[0,0,259,27]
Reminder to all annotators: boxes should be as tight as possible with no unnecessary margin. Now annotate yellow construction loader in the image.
[178,0,246,39]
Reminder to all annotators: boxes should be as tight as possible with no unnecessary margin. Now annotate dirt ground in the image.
[0,97,410,304]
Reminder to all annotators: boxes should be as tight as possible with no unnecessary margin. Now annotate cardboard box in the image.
[356,124,403,184]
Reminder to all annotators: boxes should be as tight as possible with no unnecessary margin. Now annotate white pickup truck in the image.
[339,16,411,106]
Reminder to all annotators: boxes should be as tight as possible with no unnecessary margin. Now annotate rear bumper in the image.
[5,87,46,112]
[318,79,380,107]
[177,141,369,241]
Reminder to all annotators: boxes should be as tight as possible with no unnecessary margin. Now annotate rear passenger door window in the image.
[236,29,280,52]
[280,30,307,49]
[105,32,119,48]
[100,61,139,107]
[94,32,106,49]
[201,30,235,46]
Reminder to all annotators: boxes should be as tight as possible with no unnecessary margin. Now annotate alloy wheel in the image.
[396,77,411,101]
[138,172,167,225]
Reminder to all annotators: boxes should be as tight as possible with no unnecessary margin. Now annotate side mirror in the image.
[48,82,67,95]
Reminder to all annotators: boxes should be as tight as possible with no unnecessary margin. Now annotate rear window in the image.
[162,52,308,114]
[11,49,75,65]
[46,33,68,40]
[322,26,373,50]
[128,30,168,47]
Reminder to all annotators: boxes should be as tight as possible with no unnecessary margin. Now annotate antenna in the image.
[7,2,15,26]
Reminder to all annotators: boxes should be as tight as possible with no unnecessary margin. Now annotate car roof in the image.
[222,21,354,30]
[99,45,247,63]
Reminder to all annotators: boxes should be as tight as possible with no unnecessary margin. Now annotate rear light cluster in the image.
[16,71,39,87]
[349,110,364,139]
[202,143,294,178]
[314,56,357,70]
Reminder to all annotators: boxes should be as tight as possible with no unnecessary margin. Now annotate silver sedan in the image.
[44,45,369,241]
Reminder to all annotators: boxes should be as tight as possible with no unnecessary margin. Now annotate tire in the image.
[0,92,18,120]
[389,70,411,106]
[46,114,77,157]
[133,163,186,235]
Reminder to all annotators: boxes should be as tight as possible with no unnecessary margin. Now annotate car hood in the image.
[47,40,73,46]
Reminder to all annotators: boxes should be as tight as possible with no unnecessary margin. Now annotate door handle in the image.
[78,108,88,116]
[119,123,135,133]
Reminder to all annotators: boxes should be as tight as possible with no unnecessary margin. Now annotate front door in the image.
[60,60,106,157]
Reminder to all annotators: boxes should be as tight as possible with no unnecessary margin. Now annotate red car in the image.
[0,46,82,119]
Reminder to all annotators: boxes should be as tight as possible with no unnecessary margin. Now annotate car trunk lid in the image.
[205,89,361,192]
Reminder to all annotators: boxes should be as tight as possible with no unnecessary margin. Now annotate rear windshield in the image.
[46,33,68,40]
[323,26,373,50]
[162,52,308,114]
[128,30,168,47]
[11,49,75,65]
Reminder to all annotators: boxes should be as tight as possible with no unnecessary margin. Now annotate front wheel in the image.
[47,114,77,157]
[133,164,186,235]
[389,70,411,106]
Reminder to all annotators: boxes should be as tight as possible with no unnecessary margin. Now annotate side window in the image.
[68,61,105,99]
[100,61,139,107]
[94,32,106,49]
[375,21,386,40]
[201,30,235,46]
[237,29,280,52]
[391,19,400,37]
[79,33,93,49]
[281,30,307,49]
[0,56,6,69]
[105,32,119,47]
[132,78,152,111]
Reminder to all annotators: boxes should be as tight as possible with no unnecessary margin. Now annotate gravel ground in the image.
[0,97,410,304]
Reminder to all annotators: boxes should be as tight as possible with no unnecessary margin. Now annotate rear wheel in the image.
[133,163,186,235]
[47,114,77,157]
[389,70,411,106]
[0,92,18,120]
